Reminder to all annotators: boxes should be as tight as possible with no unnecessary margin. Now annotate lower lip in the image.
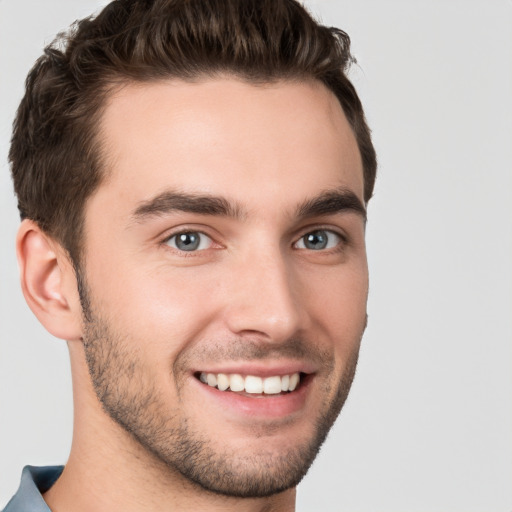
[193,374,313,419]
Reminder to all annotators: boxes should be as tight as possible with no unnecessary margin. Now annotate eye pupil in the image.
[304,230,328,250]
[176,232,200,251]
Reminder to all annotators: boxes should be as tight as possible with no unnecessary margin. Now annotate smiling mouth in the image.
[195,372,304,395]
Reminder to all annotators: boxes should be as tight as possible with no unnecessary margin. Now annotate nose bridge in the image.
[224,245,304,342]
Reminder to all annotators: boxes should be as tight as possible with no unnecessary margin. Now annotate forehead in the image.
[93,77,364,217]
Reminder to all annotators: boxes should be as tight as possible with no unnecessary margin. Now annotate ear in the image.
[16,219,83,341]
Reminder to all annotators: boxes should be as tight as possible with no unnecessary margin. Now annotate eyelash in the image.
[159,227,347,254]
[293,228,347,252]
[161,230,216,254]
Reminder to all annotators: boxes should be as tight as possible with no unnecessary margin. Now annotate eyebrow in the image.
[130,187,366,224]
[131,191,246,221]
[296,188,367,222]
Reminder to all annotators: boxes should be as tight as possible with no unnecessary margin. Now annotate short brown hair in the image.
[10,0,376,265]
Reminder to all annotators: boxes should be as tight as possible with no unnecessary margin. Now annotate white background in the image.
[1,1,511,510]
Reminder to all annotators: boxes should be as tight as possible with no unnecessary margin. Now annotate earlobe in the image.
[16,220,83,341]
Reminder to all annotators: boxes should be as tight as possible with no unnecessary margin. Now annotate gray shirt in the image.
[2,466,63,512]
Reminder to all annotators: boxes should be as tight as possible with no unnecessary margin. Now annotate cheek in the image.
[85,256,223,363]
[306,264,368,351]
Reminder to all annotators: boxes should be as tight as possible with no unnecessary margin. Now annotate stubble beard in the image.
[79,286,361,498]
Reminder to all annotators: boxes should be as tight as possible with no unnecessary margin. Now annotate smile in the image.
[197,372,302,394]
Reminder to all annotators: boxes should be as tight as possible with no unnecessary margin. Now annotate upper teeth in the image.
[199,372,300,394]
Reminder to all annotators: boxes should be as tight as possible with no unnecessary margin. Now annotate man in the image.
[4,0,376,510]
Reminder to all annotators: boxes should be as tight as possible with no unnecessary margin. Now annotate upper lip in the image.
[192,361,316,378]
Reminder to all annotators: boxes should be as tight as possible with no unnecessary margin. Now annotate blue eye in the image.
[166,231,212,252]
[295,229,342,250]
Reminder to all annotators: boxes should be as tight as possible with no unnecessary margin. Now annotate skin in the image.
[17,77,368,512]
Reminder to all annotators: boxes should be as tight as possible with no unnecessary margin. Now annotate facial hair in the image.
[80,285,361,498]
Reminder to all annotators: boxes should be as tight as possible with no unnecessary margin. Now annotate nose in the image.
[222,249,306,343]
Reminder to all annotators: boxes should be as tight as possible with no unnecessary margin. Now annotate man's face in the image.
[79,78,368,497]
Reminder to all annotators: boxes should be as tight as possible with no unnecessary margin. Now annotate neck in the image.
[43,342,296,512]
